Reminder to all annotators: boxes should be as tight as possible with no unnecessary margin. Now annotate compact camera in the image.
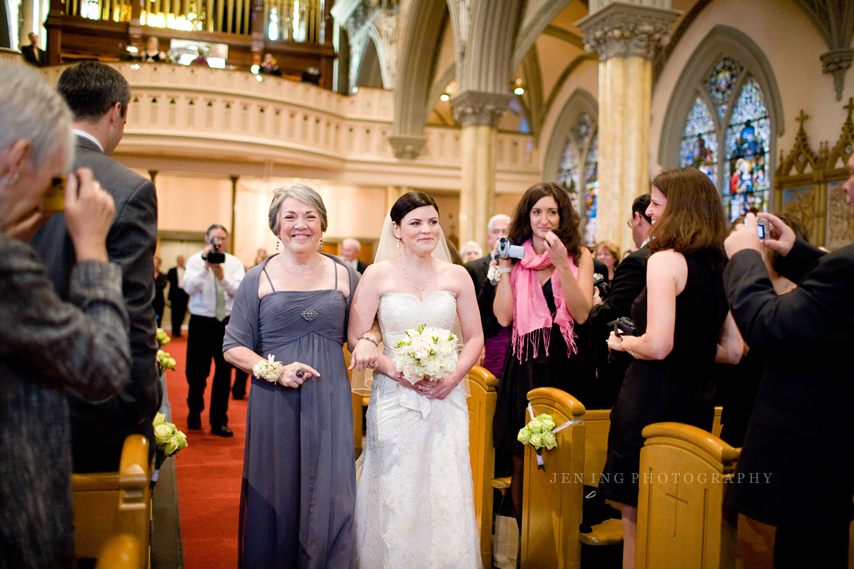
[207,236,226,264]
[593,273,610,300]
[607,316,636,337]
[755,218,769,240]
[496,237,525,260]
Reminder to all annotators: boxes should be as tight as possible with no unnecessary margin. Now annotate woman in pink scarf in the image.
[492,182,595,530]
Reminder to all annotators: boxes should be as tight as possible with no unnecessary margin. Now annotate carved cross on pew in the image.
[796,109,810,131]
[665,489,688,537]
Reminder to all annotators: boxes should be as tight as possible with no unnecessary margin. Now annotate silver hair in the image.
[488,214,511,233]
[342,238,361,252]
[0,64,74,171]
[461,241,483,256]
[268,183,328,236]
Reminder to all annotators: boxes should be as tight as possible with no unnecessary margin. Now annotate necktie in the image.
[215,277,226,321]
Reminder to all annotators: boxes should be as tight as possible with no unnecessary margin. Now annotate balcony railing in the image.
[41,63,539,182]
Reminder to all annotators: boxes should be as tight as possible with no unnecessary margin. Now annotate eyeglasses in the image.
[626,218,633,228]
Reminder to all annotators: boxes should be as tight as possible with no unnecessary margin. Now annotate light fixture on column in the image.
[513,78,525,96]
[440,92,450,101]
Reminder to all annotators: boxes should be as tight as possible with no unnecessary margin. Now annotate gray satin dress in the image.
[224,254,357,569]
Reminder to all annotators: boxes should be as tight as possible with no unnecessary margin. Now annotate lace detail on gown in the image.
[355,292,482,569]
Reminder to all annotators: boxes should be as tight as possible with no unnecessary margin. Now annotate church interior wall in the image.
[650,0,854,176]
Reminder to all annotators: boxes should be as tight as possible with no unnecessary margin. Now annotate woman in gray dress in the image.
[224,184,360,568]
[0,63,131,569]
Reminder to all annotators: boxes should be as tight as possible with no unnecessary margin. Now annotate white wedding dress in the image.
[354,291,482,569]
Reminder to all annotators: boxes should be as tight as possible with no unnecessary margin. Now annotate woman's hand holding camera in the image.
[278,362,320,388]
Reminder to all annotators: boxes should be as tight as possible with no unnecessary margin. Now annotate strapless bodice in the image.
[377,291,457,358]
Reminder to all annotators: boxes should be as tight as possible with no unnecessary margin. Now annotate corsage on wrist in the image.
[253,354,284,383]
[487,265,512,285]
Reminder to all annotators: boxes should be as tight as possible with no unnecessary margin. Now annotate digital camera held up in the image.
[207,236,226,264]
[593,273,610,300]
[496,237,525,260]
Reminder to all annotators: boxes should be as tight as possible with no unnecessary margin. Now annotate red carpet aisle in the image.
[165,335,248,568]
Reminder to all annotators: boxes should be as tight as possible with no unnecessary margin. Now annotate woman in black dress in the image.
[223,184,358,568]
[492,182,595,529]
[601,168,741,568]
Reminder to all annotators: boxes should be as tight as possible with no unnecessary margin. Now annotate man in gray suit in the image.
[30,61,161,472]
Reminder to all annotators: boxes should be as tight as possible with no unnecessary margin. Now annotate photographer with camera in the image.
[183,224,245,436]
[491,182,595,530]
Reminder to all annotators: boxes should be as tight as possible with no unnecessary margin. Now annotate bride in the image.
[347,191,484,568]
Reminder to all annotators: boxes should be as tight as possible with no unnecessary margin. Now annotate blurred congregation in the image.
[2,0,854,568]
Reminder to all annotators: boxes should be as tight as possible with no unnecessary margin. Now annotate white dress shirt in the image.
[183,250,245,318]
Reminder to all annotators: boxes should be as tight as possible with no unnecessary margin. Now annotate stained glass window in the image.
[705,57,741,119]
[574,113,594,149]
[723,77,770,222]
[556,111,598,243]
[679,95,718,183]
[679,57,771,222]
[583,134,599,245]
[557,135,581,212]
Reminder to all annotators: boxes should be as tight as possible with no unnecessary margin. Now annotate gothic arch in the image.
[356,35,383,89]
[511,0,574,71]
[542,88,598,183]
[658,25,785,170]
[390,0,450,157]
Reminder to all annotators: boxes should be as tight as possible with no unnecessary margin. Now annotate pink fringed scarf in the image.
[510,239,578,362]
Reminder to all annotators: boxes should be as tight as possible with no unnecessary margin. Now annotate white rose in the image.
[412,341,431,360]
[154,423,173,446]
[423,358,442,377]
[530,433,543,448]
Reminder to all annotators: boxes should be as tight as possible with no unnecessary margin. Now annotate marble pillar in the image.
[451,90,512,246]
[578,3,678,253]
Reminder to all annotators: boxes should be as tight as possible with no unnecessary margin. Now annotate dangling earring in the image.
[276,240,280,251]
[319,238,324,250]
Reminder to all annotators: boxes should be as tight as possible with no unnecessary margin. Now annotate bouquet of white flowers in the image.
[393,324,458,387]
[517,413,558,470]
[253,354,284,383]
[151,412,188,489]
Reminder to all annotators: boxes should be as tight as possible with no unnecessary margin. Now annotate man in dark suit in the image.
[167,255,190,337]
[342,238,369,273]
[30,61,161,472]
[21,33,47,67]
[722,162,854,567]
[588,193,651,409]
[465,213,510,378]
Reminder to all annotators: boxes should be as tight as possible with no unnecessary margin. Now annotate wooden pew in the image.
[466,365,499,568]
[72,434,151,566]
[96,534,145,569]
[519,387,587,569]
[578,408,624,548]
[635,422,740,569]
[712,405,723,438]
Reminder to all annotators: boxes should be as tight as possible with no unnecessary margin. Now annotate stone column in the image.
[578,3,678,253]
[386,185,409,213]
[450,90,512,246]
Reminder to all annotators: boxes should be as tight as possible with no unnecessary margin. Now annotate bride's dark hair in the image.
[390,191,439,225]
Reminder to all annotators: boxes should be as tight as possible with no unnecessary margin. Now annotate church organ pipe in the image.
[226,0,233,33]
